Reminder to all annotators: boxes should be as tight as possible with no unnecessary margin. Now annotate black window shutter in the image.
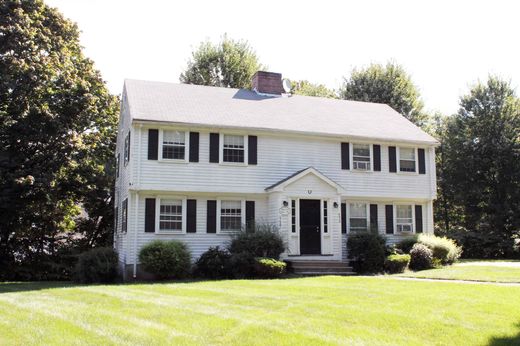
[187,199,197,233]
[373,145,381,171]
[148,129,159,160]
[418,148,426,174]
[189,132,199,162]
[207,200,217,233]
[128,131,131,161]
[209,133,219,163]
[341,142,350,170]
[370,204,378,232]
[341,203,346,234]
[385,204,394,234]
[415,205,423,233]
[389,146,397,173]
[116,153,120,177]
[114,206,118,232]
[144,198,156,233]
[246,201,255,230]
[248,136,257,165]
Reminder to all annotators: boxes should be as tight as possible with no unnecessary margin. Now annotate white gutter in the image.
[133,124,142,279]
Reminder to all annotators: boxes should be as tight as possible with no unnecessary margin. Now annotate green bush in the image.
[409,243,433,271]
[229,252,256,279]
[194,246,232,279]
[384,254,410,274]
[417,234,462,265]
[396,236,418,254]
[254,258,287,278]
[74,247,118,284]
[138,240,191,279]
[228,224,285,259]
[347,233,386,273]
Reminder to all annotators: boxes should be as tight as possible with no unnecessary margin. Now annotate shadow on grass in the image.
[0,281,79,294]
[488,323,520,346]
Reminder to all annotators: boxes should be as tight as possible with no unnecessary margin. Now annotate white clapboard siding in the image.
[134,127,435,200]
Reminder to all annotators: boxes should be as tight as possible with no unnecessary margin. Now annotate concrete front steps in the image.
[287,260,355,276]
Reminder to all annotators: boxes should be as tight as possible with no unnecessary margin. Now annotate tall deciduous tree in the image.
[441,77,520,257]
[340,62,427,126]
[290,80,337,98]
[180,35,265,89]
[0,0,119,278]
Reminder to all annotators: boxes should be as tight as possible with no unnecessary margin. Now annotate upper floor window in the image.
[220,200,242,232]
[223,135,245,163]
[159,199,183,232]
[162,130,185,160]
[396,204,413,233]
[349,203,368,232]
[352,144,371,171]
[123,132,130,166]
[399,148,416,172]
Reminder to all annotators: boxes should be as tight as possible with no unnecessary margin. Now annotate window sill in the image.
[397,171,418,176]
[350,169,373,174]
[155,231,185,235]
[219,162,248,167]
[158,159,188,164]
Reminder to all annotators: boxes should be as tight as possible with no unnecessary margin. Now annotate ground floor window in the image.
[349,203,368,232]
[220,200,242,232]
[396,204,413,233]
[159,199,183,231]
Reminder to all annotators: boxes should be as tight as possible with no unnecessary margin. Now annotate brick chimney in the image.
[252,71,285,95]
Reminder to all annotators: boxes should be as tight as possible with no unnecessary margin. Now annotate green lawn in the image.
[397,263,520,283]
[1,277,519,345]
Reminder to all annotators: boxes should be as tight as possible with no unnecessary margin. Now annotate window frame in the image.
[159,129,190,163]
[217,198,246,234]
[350,143,373,172]
[394,203,416,234]
[347,202,370,233]
[121,198,128,233]
[219,133,249,166]
[155,196,187,234]
[397,147,418,174]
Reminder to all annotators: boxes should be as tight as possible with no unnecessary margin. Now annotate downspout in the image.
[133,124,142,279]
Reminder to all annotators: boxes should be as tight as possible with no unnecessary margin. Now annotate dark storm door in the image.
[299,199,321,254]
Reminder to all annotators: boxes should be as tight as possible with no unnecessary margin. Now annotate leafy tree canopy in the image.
[290,80,337,98]
[440,77,520,257]
[180,35,265,89]
[0,0,119,279]
[340,62,426,126]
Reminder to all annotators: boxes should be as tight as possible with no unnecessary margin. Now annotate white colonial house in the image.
[114,71,439,279]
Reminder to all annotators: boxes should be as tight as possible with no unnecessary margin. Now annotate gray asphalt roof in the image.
[124,79,439,145]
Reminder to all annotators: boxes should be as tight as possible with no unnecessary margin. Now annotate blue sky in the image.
[46,0,520,115]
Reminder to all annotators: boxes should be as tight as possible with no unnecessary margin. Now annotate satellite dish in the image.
[282,79,292,93]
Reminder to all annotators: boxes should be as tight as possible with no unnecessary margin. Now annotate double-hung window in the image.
[223,135,245,163]
[159,199,183,232]
[399,148,416,172]
[352,144,371,171]
[123,133,130,166]
[220,200,242,232]
[349,203,368,232]
[396,205,413,233]
[162,130,186,160]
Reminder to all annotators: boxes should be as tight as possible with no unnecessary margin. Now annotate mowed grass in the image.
[398,262,520,283]
[1,276,520,345]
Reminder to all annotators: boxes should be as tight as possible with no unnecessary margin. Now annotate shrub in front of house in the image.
[138,240,191,279]
[409,243,433,271]
[228,224,285,259]
[384,254,411,274]
[347,233,386,273]
[254,257,287,278]
[396,236,418,254]
[194,246,232,279]
[74,247,119,284]
[417,234,462,265]
[228,252,257,279]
